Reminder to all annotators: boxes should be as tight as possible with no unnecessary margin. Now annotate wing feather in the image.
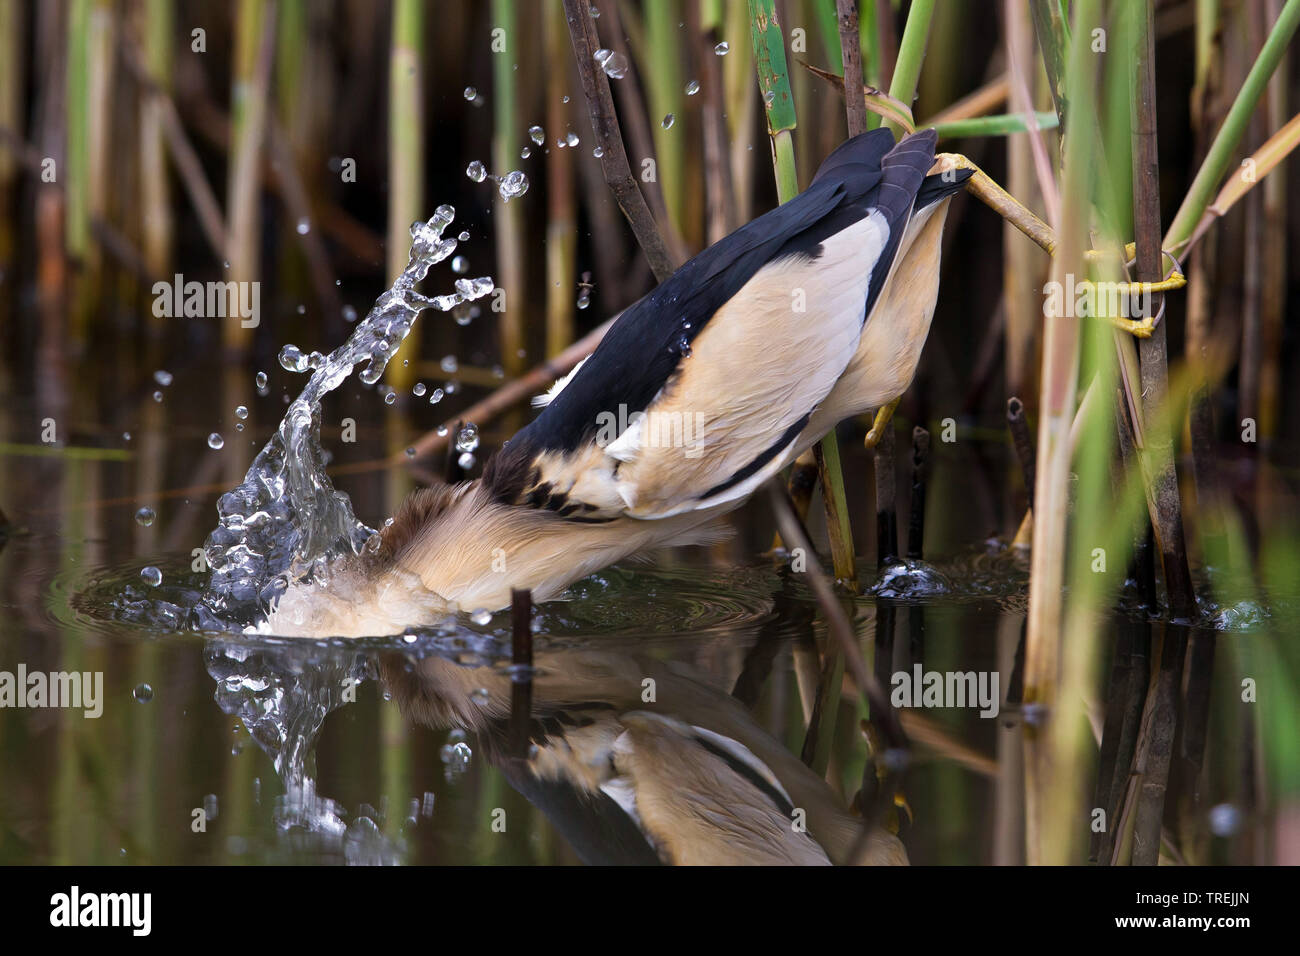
[485,129,943,521]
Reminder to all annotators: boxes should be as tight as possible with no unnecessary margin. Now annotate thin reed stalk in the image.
[1022,0,1097,865]
[138,0,173,284]
[1164,0,1300,255]
[545,1,576,358]
[492,0,526,380]
[386,0,423,387]
[880,0,934,138]
[0,0,22,270]
[225,0,275,355]
[564,0,676,281]
[644,0,686,237]
[1131,0,1196,621]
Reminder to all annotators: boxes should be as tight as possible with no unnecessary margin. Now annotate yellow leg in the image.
[864,397,900,450]
[937,152,1186,338]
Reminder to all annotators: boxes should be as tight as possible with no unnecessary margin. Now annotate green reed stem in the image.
[226,0,273,354]
[934,111,1058,139]
[881,0,934,138]
[1165,0,1300,254]
[492,0,526,380]
[646,0,686,234]
[386,0,423,387]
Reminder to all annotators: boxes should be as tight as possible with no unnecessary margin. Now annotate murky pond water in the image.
[2,446,1282,865]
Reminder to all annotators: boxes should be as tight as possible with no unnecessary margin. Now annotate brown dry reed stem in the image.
[544,2,577,358]
[906,426,929,560]
[399,314,617,465]
[1131,0,1196,621]
[596,0,686,262]
[1131,624,1188,864]
[1006,396,1035,512]
[138,0,172,282]
[563,0,677,283]
[509,587,533,758]
[835,0,869,138]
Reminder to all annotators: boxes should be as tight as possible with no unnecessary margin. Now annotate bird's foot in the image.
[863,398,901,450]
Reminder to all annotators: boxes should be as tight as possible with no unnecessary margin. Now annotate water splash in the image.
[197,208,495,631]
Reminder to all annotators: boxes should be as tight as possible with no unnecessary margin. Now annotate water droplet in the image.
[383,391,397,406]
[153,369,173,387]
[122,431,131,441]
[440,355,459,374]
[279,344,308,372]
[458,230,470,241]
[685,80,700,96]
[466,160,487,183]
[405,447,416,458]
[593,146,604,158]
[470,608,492,626]
[457,452,476,470]
[295,217,310,235]
[255,371,268,389]
[565,131,580,147]
[470,687,490,706]
[436,425,449,437]
[520,146,531,159]
[341,305,358,323]
[498,169,529,202]
[764,90,776,106]
[577,290,591,310]
[208,433,225,450]
[152,390,163,403]
[593,48,628,79]
[1209,802,1242,836]
[140,566,162,587]
[365,533,383,554]
[714,41,729,55]
[528,125,545,145]
[662,113,675,129]
[235,405,249,420]
[134,507,156,527]
[133,682,154,702]
[429,388,445,404]
[452,255,469,274]
[456,423,480,453]
[413,382,427,397]
[463,86,477,101]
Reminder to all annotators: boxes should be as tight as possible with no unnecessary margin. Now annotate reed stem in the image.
[386,0,423,386]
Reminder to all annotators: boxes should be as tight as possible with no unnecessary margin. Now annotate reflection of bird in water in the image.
[379,642,908,866]
[267,129,969,635]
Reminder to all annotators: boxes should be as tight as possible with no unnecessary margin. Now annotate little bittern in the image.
[268,128,971,636]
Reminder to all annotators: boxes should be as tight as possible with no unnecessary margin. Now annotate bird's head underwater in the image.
[261,128,972,638]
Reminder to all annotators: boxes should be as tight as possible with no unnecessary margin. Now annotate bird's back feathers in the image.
[486,128,955,521]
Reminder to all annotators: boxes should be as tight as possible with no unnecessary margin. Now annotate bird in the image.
[265,127,971,636]
[378,635,908,865]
